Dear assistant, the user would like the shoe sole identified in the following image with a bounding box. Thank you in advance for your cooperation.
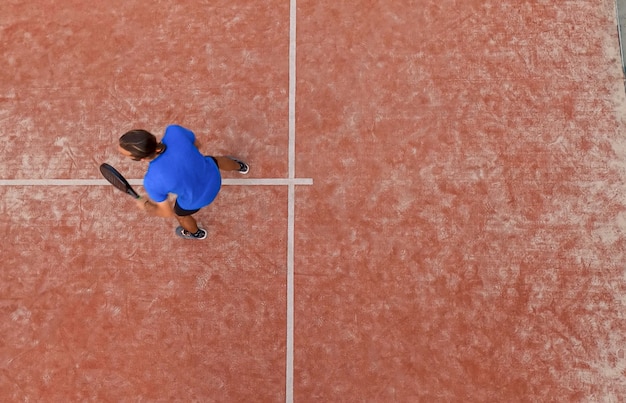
[175,226,207,240]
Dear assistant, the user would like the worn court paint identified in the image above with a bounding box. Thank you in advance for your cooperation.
[1,0,292,401]
[294,0,626,400]
[3,0,626,401]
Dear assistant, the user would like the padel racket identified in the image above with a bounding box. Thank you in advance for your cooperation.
[99,163,140,199]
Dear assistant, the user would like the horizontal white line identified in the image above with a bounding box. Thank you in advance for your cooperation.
[0,178,313,186]
[225,178,313,186]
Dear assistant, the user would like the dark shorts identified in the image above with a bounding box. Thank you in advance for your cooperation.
[174,201,200,216]
[174,156,218,217]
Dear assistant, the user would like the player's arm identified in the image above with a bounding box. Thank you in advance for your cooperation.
[136,197,174,217]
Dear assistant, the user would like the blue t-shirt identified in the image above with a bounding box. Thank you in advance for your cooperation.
[144,125,221,210]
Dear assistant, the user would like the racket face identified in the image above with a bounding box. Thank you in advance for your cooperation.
[99,163,140,199]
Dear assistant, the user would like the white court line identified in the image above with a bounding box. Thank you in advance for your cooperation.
[0,178,313,186]
[286,0,297,402]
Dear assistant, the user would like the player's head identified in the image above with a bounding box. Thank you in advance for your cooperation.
[119,130,158,161]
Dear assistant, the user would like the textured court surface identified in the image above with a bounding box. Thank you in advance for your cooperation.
[2,0,626,401]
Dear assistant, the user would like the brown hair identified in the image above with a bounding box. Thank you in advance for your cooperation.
[119,130,158,160]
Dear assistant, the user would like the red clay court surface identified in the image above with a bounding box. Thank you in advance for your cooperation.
[2,0,626,401]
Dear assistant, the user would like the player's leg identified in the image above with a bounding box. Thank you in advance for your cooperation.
[173,201,207,239]
[212,156,249,174]
[176,214,199,233]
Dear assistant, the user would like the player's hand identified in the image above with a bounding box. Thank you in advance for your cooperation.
[135,197,149,211]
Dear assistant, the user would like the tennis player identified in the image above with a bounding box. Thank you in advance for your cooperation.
[118,125,248,240]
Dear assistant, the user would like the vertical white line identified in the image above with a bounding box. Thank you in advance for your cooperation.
[288,0,297,181]
[286,183,295,403]
[286,0,297,402]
